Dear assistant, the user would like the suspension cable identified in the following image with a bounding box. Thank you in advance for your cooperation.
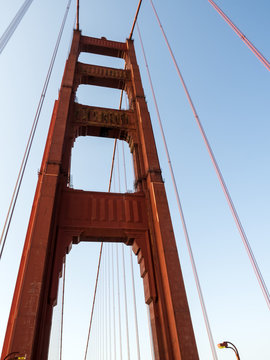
[122,142,128,192]
[0,0,72,261]
[76,0,79,31]
[122,95,129,191]
[111,245,117,360]
[108,244,113,358]
[116,245,123,360]
[122,88,154,359]
[0,0,34,55]
[115,144,124,360]
[119,123,131,359]
[136,23,218,359]
[130,249,141,360]
[129,0,143,40]
[208,0,270,72]
[121,245,131,359]
[96,286,100,359]
[104,246,108,360]
[83,5,148,351]
[84,243,104,360]
[84,91,124,358]
[117,143,121,193]
[149,0,270,310]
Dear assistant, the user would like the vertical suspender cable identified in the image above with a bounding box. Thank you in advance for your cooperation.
[84,4,143,350]
[122,142,128,192]
[104,256,107,360]
[108,244,113,359]
[122,94,129,192]
[137,24,218,360]
[121,96,143,359]
[116,245,123,360]
[84,244,104,360]
[208,0,270,72]
[122,91,153,359]
[59,259,66,360]
[116,144,123,360]
[105,246,108,360]
[99,262,103,360]
[117,143,121,193]
[98,288,100,357]
[95,280,98,359]
[149,0,270,311]
[111,245,117,360]
[0,0,34,54]
[0,0,72,260]
[130,250,141,360]
[84,4,146,348]
[121,246,131,360]
[102,261,105,360]
[96,283,100,359]
[120,94,132,360]
[84,86,124,360]
[113,165,116,192]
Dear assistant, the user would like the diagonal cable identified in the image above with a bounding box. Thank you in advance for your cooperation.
[149,0,270,311]
[0,0,72,261]
[0,0,34,55]
[208,0,270,72]
[136,23,218,360]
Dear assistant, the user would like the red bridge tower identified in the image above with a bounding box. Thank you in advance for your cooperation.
[1,30,199,360]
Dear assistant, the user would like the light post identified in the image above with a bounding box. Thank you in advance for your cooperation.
[217,341,240,360]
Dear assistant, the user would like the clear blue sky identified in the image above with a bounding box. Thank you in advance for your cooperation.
[0,0,269,359]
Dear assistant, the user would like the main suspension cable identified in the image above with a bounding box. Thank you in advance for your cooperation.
[76,0,79,31]
[136,23,218,360]
[129,0,143,40]
[0,0,34,55]
[149,0,270,310]
[208,0,270,72]
[0,0,72,261]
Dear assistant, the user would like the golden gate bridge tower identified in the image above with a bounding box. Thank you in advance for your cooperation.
[2,0,270,359]
[1,6,199,360]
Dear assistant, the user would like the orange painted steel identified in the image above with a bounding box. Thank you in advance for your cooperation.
[1,31,199,360]
[209,0,270,72]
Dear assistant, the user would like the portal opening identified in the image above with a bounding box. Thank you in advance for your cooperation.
[79,52,125,69]
[70,136,134,193]
[48,241,153,360]
[75,84,128,110]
